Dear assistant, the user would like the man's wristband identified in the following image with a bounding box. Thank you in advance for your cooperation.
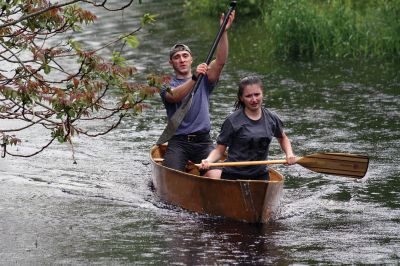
[191,74,198,81]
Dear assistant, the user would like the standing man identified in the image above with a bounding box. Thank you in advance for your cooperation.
[160,11,235,175]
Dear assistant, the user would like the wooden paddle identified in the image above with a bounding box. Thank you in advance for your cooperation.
[156,1,237,145]
[195,153,369,179]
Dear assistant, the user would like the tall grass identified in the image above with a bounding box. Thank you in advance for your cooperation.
[265,0,400,60]
[184,0,400,60]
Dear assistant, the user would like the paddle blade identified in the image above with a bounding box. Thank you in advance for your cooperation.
[156,96,193,145]
[297,153,369,178]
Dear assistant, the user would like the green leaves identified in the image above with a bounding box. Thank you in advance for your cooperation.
[68,39,82,52]
[51,126,66,143]
[111,51,127,67]
[1,86,18,100]
[123,35,140,49]
[42,61,51,74]
[141,13,158,26]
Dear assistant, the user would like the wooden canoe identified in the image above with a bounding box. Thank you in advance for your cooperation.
[150,144,284,224]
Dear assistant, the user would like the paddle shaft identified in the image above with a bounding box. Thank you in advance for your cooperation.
[189,1,237,97]
[193,152,369,178]
[195,159,289,168]
[156,1,237,145]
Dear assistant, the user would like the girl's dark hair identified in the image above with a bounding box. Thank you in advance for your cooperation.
[234,76,264,110]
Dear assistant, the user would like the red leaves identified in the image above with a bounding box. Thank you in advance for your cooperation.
[76,8,97,24]
[1,135,21,146]
[0,0,159,158]
[72,78,79,89]
[65,5,97,24]
[94,62,137,78]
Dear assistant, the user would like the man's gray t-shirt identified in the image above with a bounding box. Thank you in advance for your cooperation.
[160,76,216,135]
[217,108,284,177]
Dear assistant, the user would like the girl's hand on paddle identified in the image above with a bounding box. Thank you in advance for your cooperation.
[220,10,235,31]
[285,155,297,165]
[200,159,210,170]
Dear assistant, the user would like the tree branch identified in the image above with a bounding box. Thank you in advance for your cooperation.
[0,0,82,29]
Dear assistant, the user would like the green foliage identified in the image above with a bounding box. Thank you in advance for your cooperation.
[123,35,140,49]
[112,51,127,67]
[266,0,321,59]
[51,126,67,143]
[185,0,400,60]
[264,0,400,59]
[141,13,158,26]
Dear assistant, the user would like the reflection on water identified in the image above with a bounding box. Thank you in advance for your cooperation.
[1,0,399,264]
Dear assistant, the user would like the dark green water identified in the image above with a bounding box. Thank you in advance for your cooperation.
[1,0,399,264]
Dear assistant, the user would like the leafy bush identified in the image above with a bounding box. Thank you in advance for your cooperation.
[185,0,400,60]
[265,0,400,59]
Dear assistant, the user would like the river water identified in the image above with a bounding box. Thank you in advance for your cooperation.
[1,0,399,265]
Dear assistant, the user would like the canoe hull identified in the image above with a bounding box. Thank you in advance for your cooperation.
[150,145,284,223]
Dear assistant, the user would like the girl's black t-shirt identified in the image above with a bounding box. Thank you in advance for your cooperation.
[217,108,284,178]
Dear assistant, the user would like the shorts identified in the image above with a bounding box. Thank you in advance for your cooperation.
[163,133,214,172]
